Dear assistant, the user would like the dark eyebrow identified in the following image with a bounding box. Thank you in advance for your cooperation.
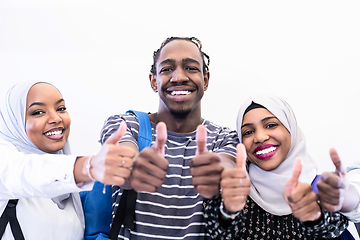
[262,116,277,122]
[241,116,277,129]
[182,58,200,65]
[159,58,200,66]
[241,123,252,129]
[27,102,45,109]
[27,98,65,110]
[159,59,176,66]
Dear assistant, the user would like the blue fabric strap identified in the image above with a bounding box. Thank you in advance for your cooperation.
[126,110,152,151]
[81,111,152,240]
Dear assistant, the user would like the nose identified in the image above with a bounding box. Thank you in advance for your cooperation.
[170,68,189,83]
[254,129,269,143]
[48,110,62,125]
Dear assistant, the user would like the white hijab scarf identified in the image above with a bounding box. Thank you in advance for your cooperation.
[0,80,71,155]
[0,80,72,207]
[236,94,317,216]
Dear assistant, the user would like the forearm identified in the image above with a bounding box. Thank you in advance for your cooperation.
[1,149,83,198]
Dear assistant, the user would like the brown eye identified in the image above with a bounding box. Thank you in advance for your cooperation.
[266,123,278,129]
[30,110,45,116]
[243,130,254,136]
[57,106,67,112]
[185,66,199,71]
[160,67,172,73]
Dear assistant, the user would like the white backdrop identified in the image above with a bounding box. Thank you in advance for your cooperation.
[1,1,359,174]
[1,0,360,237]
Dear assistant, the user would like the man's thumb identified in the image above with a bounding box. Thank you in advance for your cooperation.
[155,122,167,156]
[196,125,207,155]
[104,121,127,145]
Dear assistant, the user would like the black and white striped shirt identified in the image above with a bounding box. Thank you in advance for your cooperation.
[100,112,239,240]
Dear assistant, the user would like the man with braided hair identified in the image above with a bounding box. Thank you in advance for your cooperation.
[98,37,239,239]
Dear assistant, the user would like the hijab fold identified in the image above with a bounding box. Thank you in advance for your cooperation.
[236,95,317,216]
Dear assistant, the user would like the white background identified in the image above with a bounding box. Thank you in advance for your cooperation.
[0,0,359,236]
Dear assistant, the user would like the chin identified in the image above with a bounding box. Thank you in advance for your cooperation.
[170,108,191,118]
[43,144,66,153]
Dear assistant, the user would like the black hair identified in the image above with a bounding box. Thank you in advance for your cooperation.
[244,102,266,116]
[150,37,210,75]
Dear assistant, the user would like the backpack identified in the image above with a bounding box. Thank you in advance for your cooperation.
[80,110,152,240]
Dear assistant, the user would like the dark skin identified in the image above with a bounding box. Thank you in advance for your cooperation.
[283,158,322,223]
[119,40,235,198]
[317,148,359,213]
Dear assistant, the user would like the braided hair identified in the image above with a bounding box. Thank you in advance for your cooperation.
[150,37,210,75]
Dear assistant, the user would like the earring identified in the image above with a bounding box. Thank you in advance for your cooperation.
[254,137,257,141]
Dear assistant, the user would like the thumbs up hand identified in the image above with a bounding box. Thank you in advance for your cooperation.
[283,158,322,222]
[129,122,169,193]
[89,121,136,186]
[220,143,250,213]
[189,125,224,199]
[283,158,303,199]
[317,148,349,212]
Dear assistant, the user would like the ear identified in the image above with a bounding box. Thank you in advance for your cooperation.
[149,73,158,92]
[203,71,210,91]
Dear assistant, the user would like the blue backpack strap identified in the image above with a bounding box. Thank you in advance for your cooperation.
[82,111,152,240]
[311,175,321,194]
[126,110,152,151]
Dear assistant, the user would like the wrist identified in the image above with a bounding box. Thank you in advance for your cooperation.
[84,155,96,181]
[75,155,96,183]
[219,199,241,220]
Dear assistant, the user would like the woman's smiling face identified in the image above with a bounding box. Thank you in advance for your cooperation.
[241,107,291,171]
[25,83,71,153]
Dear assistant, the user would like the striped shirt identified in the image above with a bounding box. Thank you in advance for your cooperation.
[99,112,239,240]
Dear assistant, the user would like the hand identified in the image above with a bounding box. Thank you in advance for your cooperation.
[129,122,169,193]
[317,148,348,212]
[283,158,322,222]
[221,143,250,213]
[189,125,224,199]
[90,121,136,186]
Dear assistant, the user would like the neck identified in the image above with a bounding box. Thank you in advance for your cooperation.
[149,111,203,133]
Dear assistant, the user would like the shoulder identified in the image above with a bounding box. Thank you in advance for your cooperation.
[100,112,140,144]
[102,112,139,126]
[204,120,239,151]
[204,120,237,135]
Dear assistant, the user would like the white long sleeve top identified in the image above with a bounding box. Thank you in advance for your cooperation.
[342,162,360,223]
[0,139,93,240]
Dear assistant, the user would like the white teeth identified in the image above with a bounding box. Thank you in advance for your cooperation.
[255,146,277,156]
[170,90,191,95]
[45,130,62,136]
